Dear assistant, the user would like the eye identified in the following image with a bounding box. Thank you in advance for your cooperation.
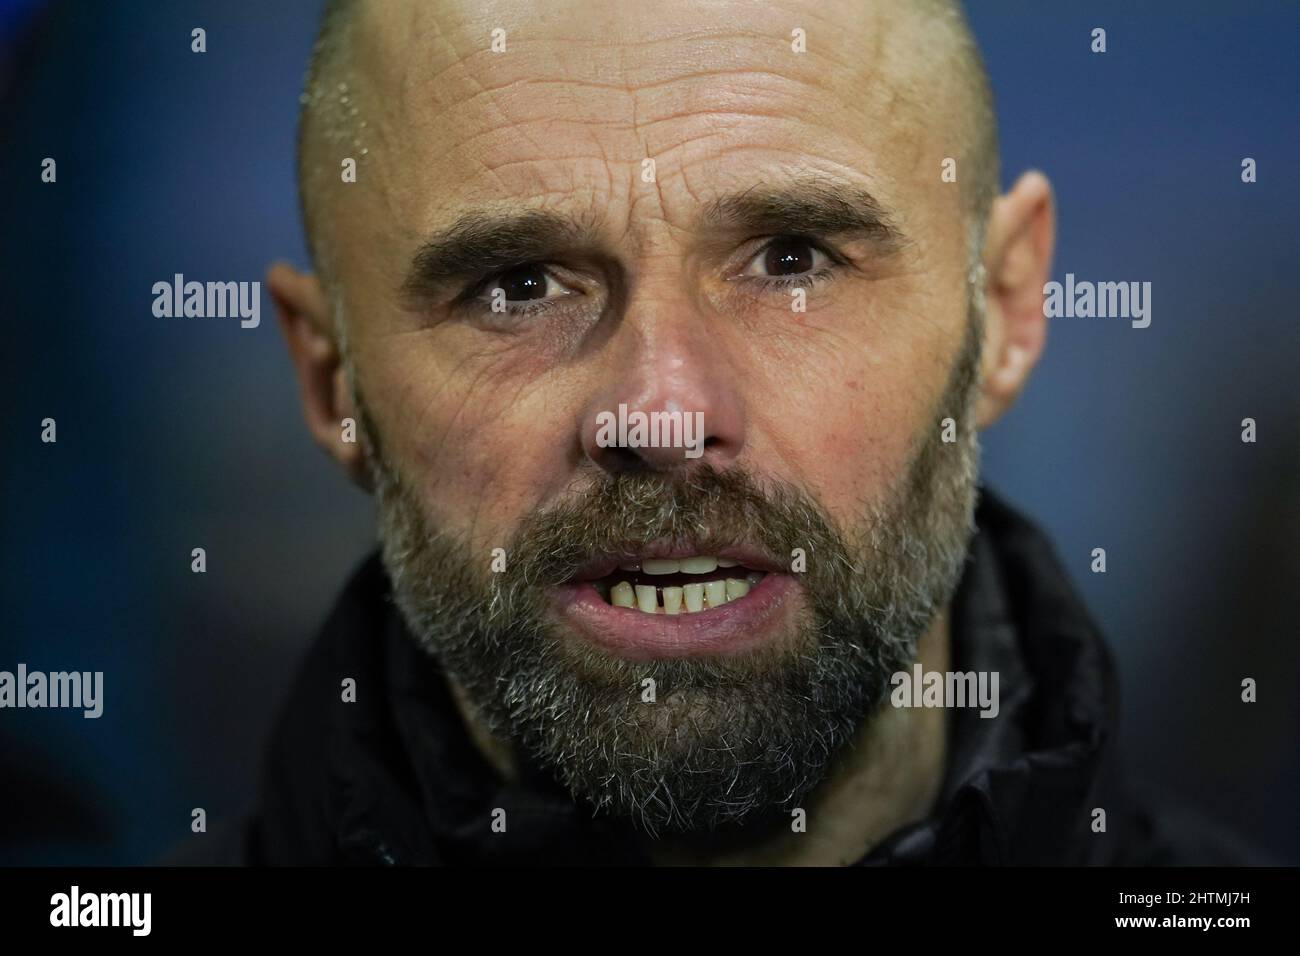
[739,237,832,280]
[738,234,837,291]
[476,263,573,308]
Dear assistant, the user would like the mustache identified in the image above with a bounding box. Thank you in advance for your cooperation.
[501,464,850,588]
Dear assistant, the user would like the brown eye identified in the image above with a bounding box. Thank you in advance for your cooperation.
[496,264,550,301]
[764,238,816,275]
[740,237,831,280]
[474,264,577,317]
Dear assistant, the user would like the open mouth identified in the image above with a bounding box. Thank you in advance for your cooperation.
[587,556,768,615]
[556,545,797,659]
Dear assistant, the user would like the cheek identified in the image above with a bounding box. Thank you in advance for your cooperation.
[362,337,578,548]
[777,375,935,516]
[747,314,955,521]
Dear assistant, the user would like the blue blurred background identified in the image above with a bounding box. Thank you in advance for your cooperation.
[1,0,1297,864]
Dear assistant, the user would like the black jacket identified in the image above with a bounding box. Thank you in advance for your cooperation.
[199,489,1261,865]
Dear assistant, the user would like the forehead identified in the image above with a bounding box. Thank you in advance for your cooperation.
[349,0,955,246]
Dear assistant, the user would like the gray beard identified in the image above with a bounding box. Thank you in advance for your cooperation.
[358,318,982,836]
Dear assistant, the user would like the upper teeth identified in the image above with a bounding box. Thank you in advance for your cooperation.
[633,555,731,575]
[605,569,763,614]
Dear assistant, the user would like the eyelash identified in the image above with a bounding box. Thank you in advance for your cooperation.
[747,265,837,292]
[455,273,559,319]
[460,237,842,319]
[477,297,555,319]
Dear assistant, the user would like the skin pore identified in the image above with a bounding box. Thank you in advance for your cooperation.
[271,0,1055,865]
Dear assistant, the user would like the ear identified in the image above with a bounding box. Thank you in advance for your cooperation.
[268,262,370,488]
[974,170,1055,428]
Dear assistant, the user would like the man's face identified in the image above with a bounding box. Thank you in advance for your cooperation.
[320,0,984,832]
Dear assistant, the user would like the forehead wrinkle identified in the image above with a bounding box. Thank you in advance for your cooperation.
[361,0,948,172]
[380,0,874,117]
[307,0,993,298]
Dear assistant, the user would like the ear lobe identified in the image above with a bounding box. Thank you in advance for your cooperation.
[267,262,369,487]
[974,170,1056,428]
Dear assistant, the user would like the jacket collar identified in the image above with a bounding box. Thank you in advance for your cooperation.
[859,489,1120,864]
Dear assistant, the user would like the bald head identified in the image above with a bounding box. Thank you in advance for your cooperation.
[296,0,999,290]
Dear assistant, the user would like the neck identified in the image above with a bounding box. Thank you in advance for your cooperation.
[649,610,950,866]
[447,609,952,866]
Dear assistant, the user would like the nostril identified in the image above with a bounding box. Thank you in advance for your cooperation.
[601,445,647,473]
[582,400,742,472]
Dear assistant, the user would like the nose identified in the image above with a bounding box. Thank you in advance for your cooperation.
[579,314,746,475]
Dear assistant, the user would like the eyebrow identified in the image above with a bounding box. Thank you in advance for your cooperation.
[700,178,907,251]
[401,208,600,299]
[400,177,907,299]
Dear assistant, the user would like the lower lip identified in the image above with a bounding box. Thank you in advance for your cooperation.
[551,573,800,660]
